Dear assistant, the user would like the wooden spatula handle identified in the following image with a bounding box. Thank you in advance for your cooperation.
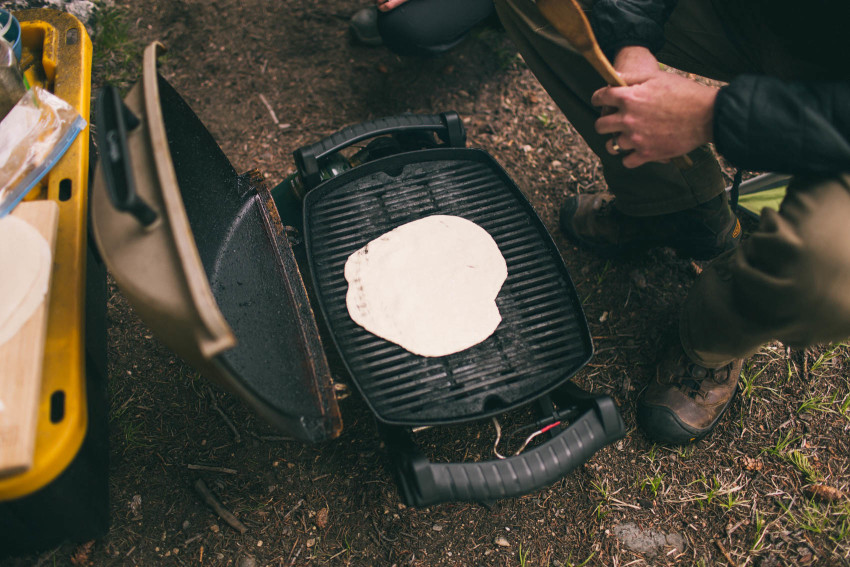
[536,0,693,168]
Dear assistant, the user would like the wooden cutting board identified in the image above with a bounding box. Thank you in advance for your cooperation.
[0,200,60,477]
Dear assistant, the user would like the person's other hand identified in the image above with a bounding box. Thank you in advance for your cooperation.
[591,46,719,168]
[377,0,409,12]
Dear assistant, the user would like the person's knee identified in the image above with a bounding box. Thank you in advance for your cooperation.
[738,175,850,341]
[377,0,494,57]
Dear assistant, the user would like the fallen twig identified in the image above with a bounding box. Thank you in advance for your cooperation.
[258,93,280,124]
[249,431,295,442]
[187,463,238,475]
[193,479,248,534]
[714,539,737,567]
[283,498,305,520]
[207,388,241,443]
[288,543,304,566]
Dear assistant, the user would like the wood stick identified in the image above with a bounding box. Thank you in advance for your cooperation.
[207,388,241,443]
[536,0,693,169]
[187,463,238,475]
[193,479,248,534]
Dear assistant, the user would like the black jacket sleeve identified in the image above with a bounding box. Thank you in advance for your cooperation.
[714,76,850,175]
[590,0,678,61]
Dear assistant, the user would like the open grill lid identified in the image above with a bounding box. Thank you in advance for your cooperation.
[90,43,341,443]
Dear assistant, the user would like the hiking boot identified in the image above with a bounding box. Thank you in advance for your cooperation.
[637,342,742,444]
[350,7,383,47]
[559,191,741,260]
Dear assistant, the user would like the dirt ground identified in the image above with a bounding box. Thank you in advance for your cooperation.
[7,0,850,566]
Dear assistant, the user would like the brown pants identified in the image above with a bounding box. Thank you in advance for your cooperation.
[495,0,850,366]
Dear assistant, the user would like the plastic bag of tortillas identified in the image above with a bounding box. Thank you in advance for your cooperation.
[0,86,86,217]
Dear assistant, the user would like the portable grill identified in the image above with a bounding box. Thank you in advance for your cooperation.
[90,43,624,507]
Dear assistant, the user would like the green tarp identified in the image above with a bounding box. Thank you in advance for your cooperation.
[730,173,790,220]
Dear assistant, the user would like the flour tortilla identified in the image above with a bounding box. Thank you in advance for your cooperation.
[345,215,507,357]
[0,215,52,346]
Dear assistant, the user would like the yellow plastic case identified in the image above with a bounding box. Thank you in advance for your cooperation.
[0,9,92,501]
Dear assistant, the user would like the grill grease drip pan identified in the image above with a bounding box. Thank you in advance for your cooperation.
[304,149,592,426]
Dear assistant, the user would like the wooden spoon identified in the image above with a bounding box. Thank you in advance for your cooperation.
[537,0,693,168]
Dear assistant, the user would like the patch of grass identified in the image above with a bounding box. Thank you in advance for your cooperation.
[696,476,721,509]
[764,428,800,457]
[786,450,822,483]
[676,444,697,460]
[536,112,557,130]
[643,443,659,464]
[838,394,850,426]
[718,490,750,511]
[590,479,611,520]
[798,389,850,421]
[121,419,153,449]
[90,3,142,91]
[740,360,770,398]
[517,543,530,567]
[779,497,850,551]
[561,551,595,567]
[751,510,768,551]
[809,343,847,375]
[639,472,665,498]
[582,260,612,304]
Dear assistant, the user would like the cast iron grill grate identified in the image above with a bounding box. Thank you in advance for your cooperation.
[304,149,592,426]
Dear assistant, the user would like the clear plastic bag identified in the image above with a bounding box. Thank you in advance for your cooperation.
[0,86,86,217]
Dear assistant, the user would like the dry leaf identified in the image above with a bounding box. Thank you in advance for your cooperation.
[315,507,329,529]
[70,540,95,566]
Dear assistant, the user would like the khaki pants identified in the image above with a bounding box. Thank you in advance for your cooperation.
[495,0,850,365]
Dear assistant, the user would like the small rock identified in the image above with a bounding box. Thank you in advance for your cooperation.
[432,524,443,532]
[611,522,685,559]
[551,160,562,168]
[182,520,190,531]
[236,555,257,567]
[495,536,510,547]
[210,525,220,533]
[306,538,316,548]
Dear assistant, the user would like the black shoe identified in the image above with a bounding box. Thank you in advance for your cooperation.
[637,342,742,445]
[350,7,382,47]
[559,191,741,260]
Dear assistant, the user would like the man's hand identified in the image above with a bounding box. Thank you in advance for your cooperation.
[591,46,719,168]
[377,0,409,12]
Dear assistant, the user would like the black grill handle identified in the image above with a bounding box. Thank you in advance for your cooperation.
[95,86,159,226]
[380,391,625,508]
[293,112,466,191]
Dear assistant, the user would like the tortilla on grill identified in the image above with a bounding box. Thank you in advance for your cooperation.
[0,215,52,346]
[344,215,507,357]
